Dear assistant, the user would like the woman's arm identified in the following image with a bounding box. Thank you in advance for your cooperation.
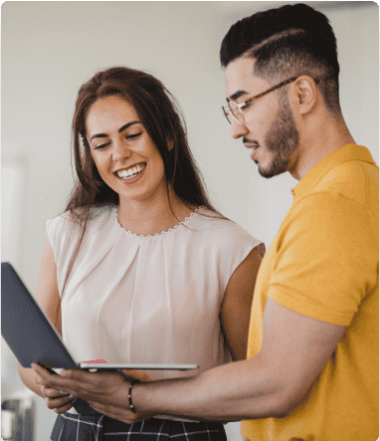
[18,239,73,413]
[220,243,265,361]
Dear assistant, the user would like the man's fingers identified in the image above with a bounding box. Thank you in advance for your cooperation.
[43,387,69,398]
[32,363,130,405]
[32,363,79,384]
[60,369,80,379]
[32,364,83,393]
[35,375,44,385]
[88,401,140,424]
[45,395,74,410]
[53,401,74,414]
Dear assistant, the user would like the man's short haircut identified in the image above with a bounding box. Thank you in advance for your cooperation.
[220,3,341,114]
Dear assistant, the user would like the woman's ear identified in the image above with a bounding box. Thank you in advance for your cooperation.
[167,139,174,151]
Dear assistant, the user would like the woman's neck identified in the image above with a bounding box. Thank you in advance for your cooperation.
[116,188,196,236]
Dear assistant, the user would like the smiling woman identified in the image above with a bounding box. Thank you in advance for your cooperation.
[18,66,265,440]
[68,67,212,224]
[86,95,168,212]
[61,67,231,290]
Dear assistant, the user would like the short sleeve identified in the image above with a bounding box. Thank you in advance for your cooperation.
[268,193,378,326]
[196,216,264,297]
[46,216,63,252]
[46,213,81,294]
[219,224,264,284]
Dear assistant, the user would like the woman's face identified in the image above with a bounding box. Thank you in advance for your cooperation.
[85,95,167,205]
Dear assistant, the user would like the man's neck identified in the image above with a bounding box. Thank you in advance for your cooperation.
[289,113,355,181]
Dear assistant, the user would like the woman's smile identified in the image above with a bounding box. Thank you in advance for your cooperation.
[115,162,147,183]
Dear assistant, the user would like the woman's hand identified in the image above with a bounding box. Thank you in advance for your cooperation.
[31,363,154,423]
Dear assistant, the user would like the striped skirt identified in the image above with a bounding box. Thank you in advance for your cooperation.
[50,399,227,441]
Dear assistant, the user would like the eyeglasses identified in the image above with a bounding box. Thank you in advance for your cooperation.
[222,77,300,125]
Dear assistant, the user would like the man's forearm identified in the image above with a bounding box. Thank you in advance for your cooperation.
[133,357,287,421]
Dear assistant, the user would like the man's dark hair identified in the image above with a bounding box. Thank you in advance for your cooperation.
[220,3,341,114]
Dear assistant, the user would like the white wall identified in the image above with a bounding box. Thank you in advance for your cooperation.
[2,2,378,440]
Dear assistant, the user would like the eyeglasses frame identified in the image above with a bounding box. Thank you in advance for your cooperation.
[222,76,320,125]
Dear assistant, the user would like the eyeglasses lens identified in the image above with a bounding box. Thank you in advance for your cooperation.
[222,106,232,124]
[230,102,244,124]
[223,103,244,125]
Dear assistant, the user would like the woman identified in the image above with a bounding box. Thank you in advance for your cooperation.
[19,67,264,440]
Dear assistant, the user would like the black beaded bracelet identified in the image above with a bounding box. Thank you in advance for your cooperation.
[128,379,140,413]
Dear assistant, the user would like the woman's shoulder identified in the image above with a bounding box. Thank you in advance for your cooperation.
[47,205,113,237]
[190,206,262,246]
[193,206,232,225]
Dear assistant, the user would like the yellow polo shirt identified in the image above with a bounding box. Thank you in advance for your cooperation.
[242,144,379,441]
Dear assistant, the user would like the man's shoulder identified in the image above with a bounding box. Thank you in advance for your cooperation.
[314,158,378,208]
[281,188,377,245]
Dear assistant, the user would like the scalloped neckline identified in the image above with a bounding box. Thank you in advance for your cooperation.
[114,206,202,238]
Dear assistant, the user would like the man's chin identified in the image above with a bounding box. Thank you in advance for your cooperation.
[256,157,289,179]
[256,162,275,179]
[259,170,276,179]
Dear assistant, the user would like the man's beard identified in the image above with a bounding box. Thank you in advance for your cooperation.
[258,93,299,179]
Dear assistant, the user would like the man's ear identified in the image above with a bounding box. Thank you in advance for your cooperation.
[292,75,319,115]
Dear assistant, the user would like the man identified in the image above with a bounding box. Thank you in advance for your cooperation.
[34,3,378,440]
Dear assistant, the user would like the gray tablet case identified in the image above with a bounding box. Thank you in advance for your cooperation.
[1,262,78,369]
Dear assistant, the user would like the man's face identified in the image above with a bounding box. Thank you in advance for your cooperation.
[225,57,299,178]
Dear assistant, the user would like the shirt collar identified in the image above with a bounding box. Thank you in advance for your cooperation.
[291,144,377,198]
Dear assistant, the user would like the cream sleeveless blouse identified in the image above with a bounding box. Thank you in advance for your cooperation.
[47,206,262,381]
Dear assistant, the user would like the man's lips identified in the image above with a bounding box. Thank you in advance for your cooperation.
[243,138,260,150]
[245,142,260,150]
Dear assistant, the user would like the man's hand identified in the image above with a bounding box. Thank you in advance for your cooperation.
[81,359,153,383]
[31,363,154,423]
[39,382,74,414]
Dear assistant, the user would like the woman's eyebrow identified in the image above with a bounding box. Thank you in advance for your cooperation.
[90,121,142,141]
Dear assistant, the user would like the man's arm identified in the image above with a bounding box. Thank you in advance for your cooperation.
[133,298,346,421]
[31,298,346,423]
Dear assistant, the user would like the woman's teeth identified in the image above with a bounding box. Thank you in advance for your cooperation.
[117,164,145,179]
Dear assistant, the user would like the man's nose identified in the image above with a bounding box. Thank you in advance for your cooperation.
[230,118,249,139]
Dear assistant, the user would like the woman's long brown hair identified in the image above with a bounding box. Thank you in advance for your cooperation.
[60,66,220,296]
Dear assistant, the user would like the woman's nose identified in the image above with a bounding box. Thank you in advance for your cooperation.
[112,140,131,162]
